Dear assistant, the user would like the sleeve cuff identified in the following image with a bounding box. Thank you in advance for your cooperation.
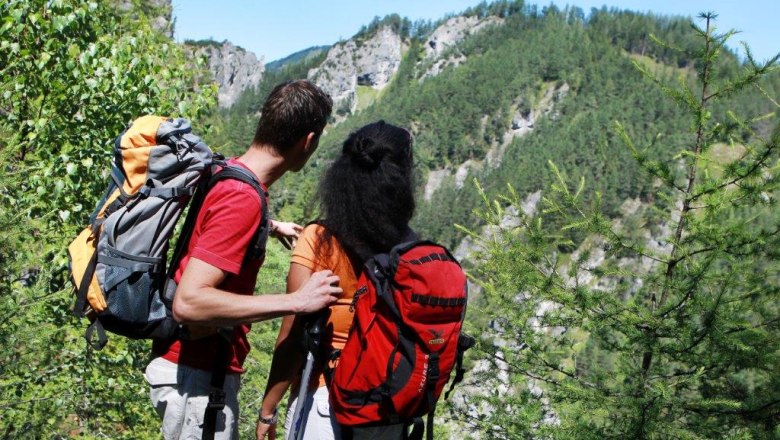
[191,247,242,275]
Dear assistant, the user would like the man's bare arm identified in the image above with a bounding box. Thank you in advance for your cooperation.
[172,257,341,326]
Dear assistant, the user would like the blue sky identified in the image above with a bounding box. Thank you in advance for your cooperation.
[171,0,779,63]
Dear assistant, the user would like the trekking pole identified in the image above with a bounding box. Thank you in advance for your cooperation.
[289,310,328,440]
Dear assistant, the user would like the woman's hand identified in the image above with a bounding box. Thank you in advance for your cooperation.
[270,220,303,250]
[256,416,277,440]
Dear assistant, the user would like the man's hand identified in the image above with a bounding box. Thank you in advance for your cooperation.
[270,220,302,250]
[293,270,342,314]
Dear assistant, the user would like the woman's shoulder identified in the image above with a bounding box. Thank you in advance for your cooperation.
[295,222,353,262]
[300,222,326,242]
[294,222,334,256]
[292,223,355,276]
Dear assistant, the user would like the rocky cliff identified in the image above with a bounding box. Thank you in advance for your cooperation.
[308,25,405,116]
[186,13,506,113]
[120,0,264,109]
[187,42,265,108]
[420,15,504,79]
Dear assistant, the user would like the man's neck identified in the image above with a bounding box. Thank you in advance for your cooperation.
[237,144,287,187]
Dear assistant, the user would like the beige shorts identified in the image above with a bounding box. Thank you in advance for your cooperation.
[284,386,340,440]
[144,356,241,440]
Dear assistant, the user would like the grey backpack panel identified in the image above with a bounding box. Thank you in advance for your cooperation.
[90,118,214,343]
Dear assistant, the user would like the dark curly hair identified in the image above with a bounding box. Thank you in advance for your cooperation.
[317,120,415,265]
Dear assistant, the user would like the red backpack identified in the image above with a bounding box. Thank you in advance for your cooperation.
[329,239,474,439]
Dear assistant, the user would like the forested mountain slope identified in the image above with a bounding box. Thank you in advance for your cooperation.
[265,45,330,72]
[211,3,777,249]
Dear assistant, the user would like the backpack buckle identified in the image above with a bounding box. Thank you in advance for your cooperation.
[207,389,226,411]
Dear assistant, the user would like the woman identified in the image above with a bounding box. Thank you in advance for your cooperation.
[256,120,415,440]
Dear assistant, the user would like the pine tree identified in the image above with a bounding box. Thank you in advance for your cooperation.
[459,13,780,439]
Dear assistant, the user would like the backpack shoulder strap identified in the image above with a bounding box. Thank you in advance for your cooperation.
[208,165,270,261]
[164,163,270,302]
[364,254,402,321]
[193,165,269,439]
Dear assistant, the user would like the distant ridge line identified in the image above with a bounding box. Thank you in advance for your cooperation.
[266,45,331,72]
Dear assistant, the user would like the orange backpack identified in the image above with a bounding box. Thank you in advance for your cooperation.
[68,116,268,348]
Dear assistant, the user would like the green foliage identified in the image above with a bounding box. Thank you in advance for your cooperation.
[265,45,330,72]
[0,0,215,436]
[355,14,413,41]
[405,7,705,247]
[460,14,780,438]
[185,38,231,49]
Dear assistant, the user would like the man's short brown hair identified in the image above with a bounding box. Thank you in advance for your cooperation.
[253,80,333,152]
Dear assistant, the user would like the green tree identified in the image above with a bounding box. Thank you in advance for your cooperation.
[461,14,780,439]
[0,0,215,437]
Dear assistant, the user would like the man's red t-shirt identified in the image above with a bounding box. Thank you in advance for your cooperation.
[152,158,268,374]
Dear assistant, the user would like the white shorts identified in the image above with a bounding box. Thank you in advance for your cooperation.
[144,356,241,440]
[284,385,340,440]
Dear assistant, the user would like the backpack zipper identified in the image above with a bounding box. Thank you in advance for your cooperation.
[349,286,368,312]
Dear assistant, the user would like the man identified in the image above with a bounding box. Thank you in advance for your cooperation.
[144,80,338,439]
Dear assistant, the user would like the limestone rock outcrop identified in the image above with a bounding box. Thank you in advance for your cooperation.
[309,26,405,116]
[188,42,265,109]
[421,16,504,79]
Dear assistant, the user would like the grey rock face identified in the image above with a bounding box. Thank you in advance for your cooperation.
[308,41,359,115]
[309,25,404,117]
[486,82,570,167]
[423,169,451,201]
[424,16,481,59]
[354,26,404,88]
[421,16,504,79]
[422,55,467,79]
[421,159,478,202]
[189,42,265,108]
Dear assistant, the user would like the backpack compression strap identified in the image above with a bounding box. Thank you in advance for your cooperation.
[405,335,477,440]
[444,334,476,399]
[415,353,441,440]
[202,328,232,440]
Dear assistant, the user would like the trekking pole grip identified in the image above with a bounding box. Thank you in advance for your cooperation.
[305,309,329,352]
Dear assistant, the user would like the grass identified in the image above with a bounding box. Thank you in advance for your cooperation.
[356,85,382,112]
[354,42,416,113]
[626,52,692,78]
[700,142,747,179]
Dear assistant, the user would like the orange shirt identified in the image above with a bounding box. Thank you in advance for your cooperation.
[291,224,358,386]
